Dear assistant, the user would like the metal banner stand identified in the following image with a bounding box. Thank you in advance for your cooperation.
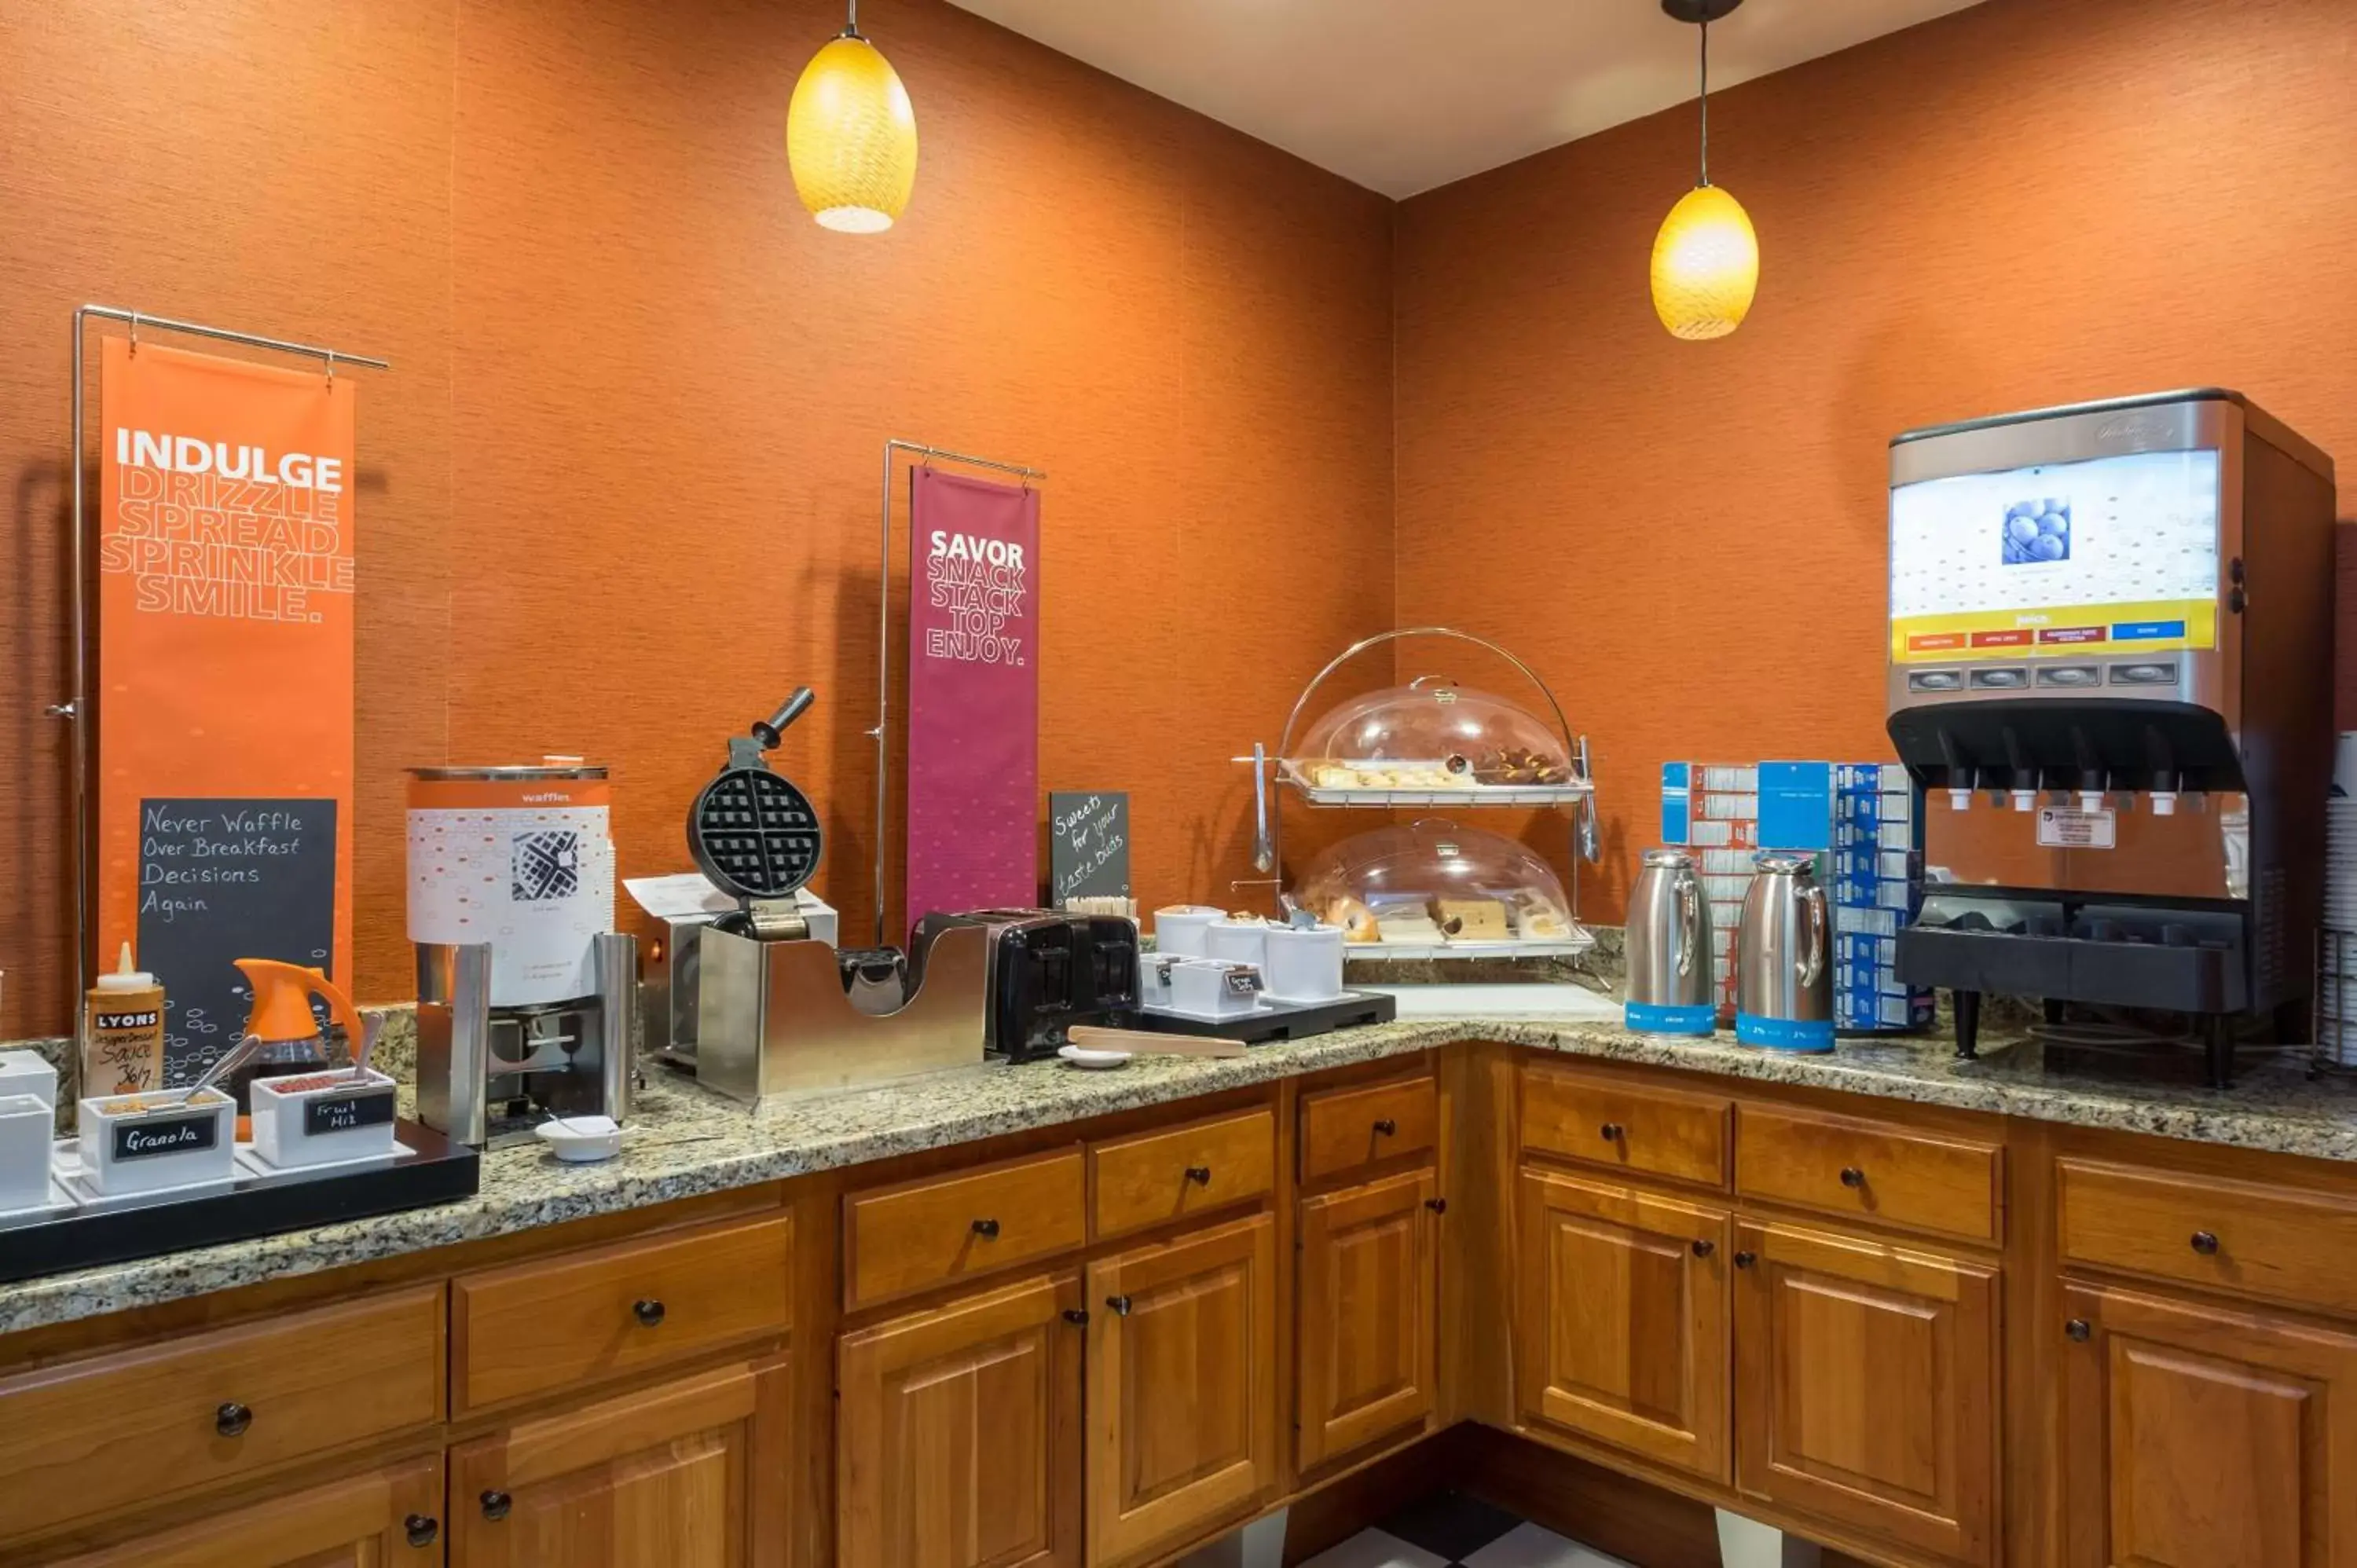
[870,439,1046,947]
[55,305,392,1013]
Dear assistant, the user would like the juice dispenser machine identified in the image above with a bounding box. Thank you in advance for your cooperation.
[1885,390,2334,1085]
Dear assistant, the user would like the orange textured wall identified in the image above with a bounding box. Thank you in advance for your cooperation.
[0,0,1394,1036]
[1395,0,2357,924]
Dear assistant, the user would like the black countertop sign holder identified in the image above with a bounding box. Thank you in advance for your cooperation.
[0,1119,477,1285]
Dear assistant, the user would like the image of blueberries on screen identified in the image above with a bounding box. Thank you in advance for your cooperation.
[2001,498,2069,565]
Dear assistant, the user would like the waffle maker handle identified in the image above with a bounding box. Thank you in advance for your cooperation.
[753,688,816,750]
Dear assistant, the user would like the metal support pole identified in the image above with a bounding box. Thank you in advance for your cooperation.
[872,440,1045,947]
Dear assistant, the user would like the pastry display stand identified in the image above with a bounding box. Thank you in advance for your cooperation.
[1240,626,1603,959]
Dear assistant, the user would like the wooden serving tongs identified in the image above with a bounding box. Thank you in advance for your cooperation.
[1065,1026,1246,1060]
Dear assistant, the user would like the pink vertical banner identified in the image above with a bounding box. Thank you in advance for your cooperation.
[905,467,1040,934]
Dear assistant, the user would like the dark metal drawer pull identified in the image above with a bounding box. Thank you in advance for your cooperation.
[1105,1294,1133,1317]
[971,1217,1000,1239]
[480,1490,512,1522]
[1373,1118,1397,1136]
[405,1515,440,1548]
[1839,1166,1866,1189]
[214,1402,251,1438]
[2191,1230,2220,1255]
[1184,1166,1212,1185]
[632,1298,665,1327]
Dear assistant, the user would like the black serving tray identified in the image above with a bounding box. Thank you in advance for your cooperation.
[0,1118,478,1284]
[1116,990,1397,1046]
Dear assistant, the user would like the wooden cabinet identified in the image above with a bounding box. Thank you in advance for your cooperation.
[845,1149,1087,1310]
[1514,1167,1730,1482]
[2059,1158,2357,1317]
[43,1453,446,1566]
[1521,1063,1732,1190]
[453,1214,791,1412]
[1296,1169,1438,1473]
[1736,1106,2000,1244]
[450,1359,786,1568]
[1085,1212,1278,1568]
[2062,1280,2357,1568]
[1733,1220,1997,1565]
[1300,1075,1439,1185]
[0,1284,445,1548]
[837,1273,1083,1568]
[1091,1110,1275,1242]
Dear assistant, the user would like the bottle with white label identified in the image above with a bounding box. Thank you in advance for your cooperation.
[82,943,167,1096]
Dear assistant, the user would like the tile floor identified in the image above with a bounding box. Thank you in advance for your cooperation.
[1300,1489,1636,1568]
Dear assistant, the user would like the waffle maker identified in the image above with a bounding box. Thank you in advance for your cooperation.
[691,691,826,941]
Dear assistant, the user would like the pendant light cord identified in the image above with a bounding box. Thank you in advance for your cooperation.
[1698,17,1711,188]
[844,0,861,39]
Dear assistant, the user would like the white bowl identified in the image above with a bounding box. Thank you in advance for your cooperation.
[76,1088,236,1195]
[536,1114,625,1163]
[1204,920,1270,970]
[247,1068,399,1169]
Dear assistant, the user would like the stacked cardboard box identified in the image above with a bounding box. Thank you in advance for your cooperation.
[1662,760,1934,1032]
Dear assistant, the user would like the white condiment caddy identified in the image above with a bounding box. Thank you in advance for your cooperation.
[75,1087,238,1196]
[247,1068,401,1169]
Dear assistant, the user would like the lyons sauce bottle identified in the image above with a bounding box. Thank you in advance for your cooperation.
[84,943,167,1095]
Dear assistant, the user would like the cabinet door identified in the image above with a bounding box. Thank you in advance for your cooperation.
[838,1273,1083,1568]
[1732,1220,1997,1566]
[1297,1170,1438,1472]
[1086,1211,1278,1568]
[2062,1281,2357,1568]
[1515,1167,1730,1482]
[451,1359,786,1568]
[45,1453,445,1566]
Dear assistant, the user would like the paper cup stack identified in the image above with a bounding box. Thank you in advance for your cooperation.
[2325,735,2357,1064]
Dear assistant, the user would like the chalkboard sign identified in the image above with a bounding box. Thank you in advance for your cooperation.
[112,1110,220,1162]
[1047,792,1131,905]
[306,1087,395,1137]
[136,797,339,1083]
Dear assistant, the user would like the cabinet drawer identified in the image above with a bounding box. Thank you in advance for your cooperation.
[454,1212,792,1412]
[847,1147,1087,1309]
[0,1284,443,1547]
[1736,1105,2000,1243]
[1301,1075,1438,1184]
[1521,1061,1730,1189]
[1093,1108,1275,1240]
[2059,1159,2357,1315]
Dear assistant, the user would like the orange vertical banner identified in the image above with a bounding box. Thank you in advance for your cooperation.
[97,339,356,1079]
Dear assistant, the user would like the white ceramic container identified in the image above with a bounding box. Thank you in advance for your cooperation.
[0,1051,58,1110]
[248,1068,400,1169]
[1152,906,1225,958]
[0,1094,53,1211]
[1261,923,1346,1004]
[77,1088,236,1196]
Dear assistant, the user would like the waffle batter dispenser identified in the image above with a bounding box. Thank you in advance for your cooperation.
[409,763,637,1145]
[685,693,987,1105]
[1884,390,2334,1083]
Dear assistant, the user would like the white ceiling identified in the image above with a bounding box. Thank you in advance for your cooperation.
[944,0,1990,198]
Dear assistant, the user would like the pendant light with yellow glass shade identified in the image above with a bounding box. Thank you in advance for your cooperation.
[1651,0,1758,339]
[788,0,918,233]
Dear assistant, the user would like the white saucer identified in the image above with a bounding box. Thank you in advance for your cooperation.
[1057,1043,1131,1070]
[536,1115,625,1163]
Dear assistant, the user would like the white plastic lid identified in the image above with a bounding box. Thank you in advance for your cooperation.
[93,942,153,991]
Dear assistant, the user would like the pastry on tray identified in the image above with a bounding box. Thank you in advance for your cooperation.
[1474,746,1573,786]
[1323,896,1383,943]
[1435,896,1512,941]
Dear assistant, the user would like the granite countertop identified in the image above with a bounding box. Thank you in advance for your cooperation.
[7,1014,2357,1335]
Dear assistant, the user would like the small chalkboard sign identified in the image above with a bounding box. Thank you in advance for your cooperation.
[136,797,339,1083]
[1047,792,1131,906]
[306,1088,396,1138]
[112,1111,219,1162]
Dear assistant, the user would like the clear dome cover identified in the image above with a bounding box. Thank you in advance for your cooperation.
[1285,680,1574,794]
[1292,819,1583,948]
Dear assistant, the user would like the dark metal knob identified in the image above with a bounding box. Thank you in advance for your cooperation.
[214,1402,251,1438]
[480,1490,513,1522]
[1426,1197,1448,1214]
[405,1515,440,1548]
[1062,1308,1090,1325]
[2192,1230,2220,1256]
[1373,1118,1397,1136]
[1600,1122,1625,1141]
[1840,1167,1866,1189]
[1692,1238,1716,1258]
[2066,1318,2091,1342]
[971,1218,1000,1239]
[632,1298,665,1327]
[1105,1295,1132,1317]
[1184,1166,1211,1185]
[1733,1250,1756,1269]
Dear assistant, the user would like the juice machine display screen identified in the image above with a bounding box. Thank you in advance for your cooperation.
[1890,447,2221,663]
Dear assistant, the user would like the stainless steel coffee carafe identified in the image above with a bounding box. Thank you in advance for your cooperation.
[1736,852,1833,1051]
[1626,849,1714,1034]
